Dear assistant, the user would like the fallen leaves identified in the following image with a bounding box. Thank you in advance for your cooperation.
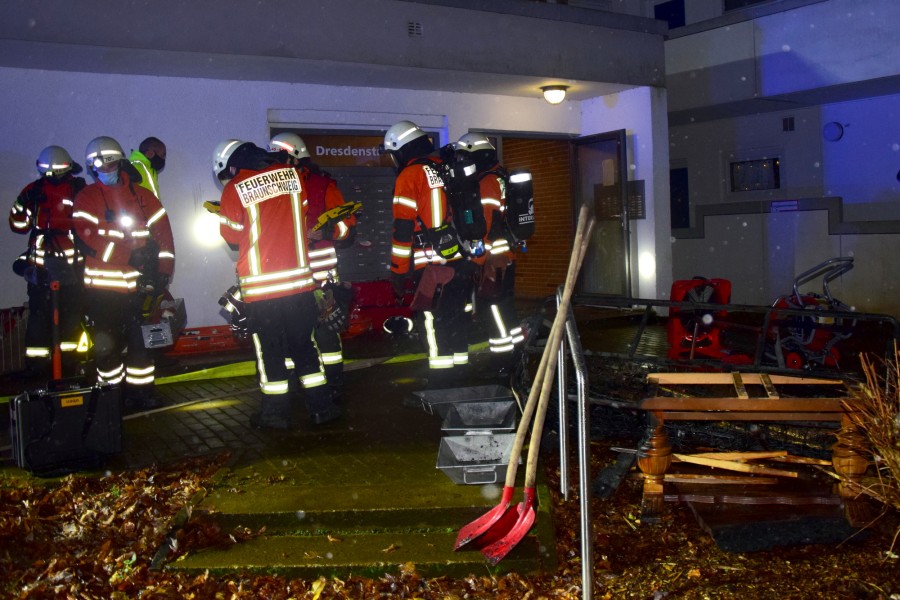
[1,441,898,599]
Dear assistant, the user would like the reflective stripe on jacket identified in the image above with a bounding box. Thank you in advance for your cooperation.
[219,165,316,301]
[72,171,175,293]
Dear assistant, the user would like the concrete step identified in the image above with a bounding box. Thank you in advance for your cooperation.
[175,480,558,578]
[200,482,513,532]
[166,529,552,579]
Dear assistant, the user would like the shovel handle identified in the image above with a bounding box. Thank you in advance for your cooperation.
[500,204,594,489]
[523,212,596,489]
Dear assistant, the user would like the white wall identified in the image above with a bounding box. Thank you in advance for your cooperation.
[666,0,900,113]
[670,105,825,215]
[821,94,900,216]
[0,67,609,327]
[668,92,900,316]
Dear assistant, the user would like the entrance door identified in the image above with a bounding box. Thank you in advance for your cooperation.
[575,130,630,297]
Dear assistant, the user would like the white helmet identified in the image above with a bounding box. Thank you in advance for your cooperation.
[36,145,79,176]
[455,133,495,153]
[383,120,427,152]
[85,136,124,170]
[268,132,309,160]
[213,139,245,180]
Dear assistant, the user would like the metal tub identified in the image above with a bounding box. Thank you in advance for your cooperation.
[436,432,519,485]
[413,385,513,418]
[441,400,517,434]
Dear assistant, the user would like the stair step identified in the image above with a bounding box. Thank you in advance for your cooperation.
[166,530,550,579]
[201,483,504,532]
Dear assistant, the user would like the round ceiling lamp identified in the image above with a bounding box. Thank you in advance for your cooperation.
[541,85,569,105]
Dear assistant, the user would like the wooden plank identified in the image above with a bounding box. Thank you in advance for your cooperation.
[731,372,749,398]
[759,373,780,398]
[640,396,846,412]
[660,411,844,422]
[666,493,841,506]
[769,455,833,466]
[673,454,799,478]
[648,372,844,386]
[687,451,788,461]
[663,474,778,485]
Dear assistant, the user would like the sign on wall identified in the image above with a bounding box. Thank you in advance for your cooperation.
[271,131,393,168]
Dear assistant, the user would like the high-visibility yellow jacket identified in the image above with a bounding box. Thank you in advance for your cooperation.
[129,150,161,198]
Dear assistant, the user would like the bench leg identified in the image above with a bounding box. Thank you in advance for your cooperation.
[637,414,672,523]
[832,414,872,526]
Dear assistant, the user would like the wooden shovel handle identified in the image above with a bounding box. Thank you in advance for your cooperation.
[501,203,594,488]
[523,211,596,489]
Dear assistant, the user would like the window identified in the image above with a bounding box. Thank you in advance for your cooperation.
[730,158,781,192]
[654,0,686,30]
[670,167,690,228]
[724,0,779,11]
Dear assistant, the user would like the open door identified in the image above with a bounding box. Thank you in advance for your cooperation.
[575,130,631,297]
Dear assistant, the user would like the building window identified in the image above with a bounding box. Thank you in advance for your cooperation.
[654,0,685,30]
[730,158,781,192]
[724,0,779,11]
[670,167,690,228]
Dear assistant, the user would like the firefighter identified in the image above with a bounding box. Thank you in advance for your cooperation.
[129,137,166,198]
[267,133,356,401]
[456,133,523,375]
[72,136,175,409]
[9,145,87,377]
[213,139,341,429]
[384,120,475,388]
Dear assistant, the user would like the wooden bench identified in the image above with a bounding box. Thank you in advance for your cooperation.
[635,372,868,522]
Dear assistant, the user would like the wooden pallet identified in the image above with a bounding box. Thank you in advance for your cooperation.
[634,372,869,524]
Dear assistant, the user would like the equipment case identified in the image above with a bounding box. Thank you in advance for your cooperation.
[9,379,123,476]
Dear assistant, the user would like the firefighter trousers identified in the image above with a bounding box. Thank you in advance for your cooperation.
[85,289,154,396]
[416,261,475,383]
[246,292,332,415]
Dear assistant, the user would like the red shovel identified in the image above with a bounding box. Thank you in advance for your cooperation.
[479,208,595,565]
[454,204,594,552]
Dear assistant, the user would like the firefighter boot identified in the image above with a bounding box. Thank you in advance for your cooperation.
[250,394,294,430]
[129,384,162,410]
[306,386,343,427]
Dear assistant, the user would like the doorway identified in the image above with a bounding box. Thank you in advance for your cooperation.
[575,130,630,297]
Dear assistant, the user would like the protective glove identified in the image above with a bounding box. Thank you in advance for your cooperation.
[218,285,252,339]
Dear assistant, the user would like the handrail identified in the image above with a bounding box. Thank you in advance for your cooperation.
[568,293,900,377]
[789,256,854,306]
[557,294,592,600]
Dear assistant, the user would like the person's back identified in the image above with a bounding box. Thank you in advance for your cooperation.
[385,120,475,386]
[215,139,341,429]
[456,132,523,375]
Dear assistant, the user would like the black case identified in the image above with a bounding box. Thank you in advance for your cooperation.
[9,379,123,476]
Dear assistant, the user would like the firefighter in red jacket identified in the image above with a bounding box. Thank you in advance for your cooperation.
[213,139,341,429]
[9,145,87,376]
[384,120,475,387]
[267,133,356,401]
[72,136,175,408]
[456,133,523,375]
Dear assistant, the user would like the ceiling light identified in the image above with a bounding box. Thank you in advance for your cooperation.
[541,85,569,105]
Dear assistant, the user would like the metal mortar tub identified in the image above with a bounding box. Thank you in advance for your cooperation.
[413,385,514,418]
[436,432,519,485]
